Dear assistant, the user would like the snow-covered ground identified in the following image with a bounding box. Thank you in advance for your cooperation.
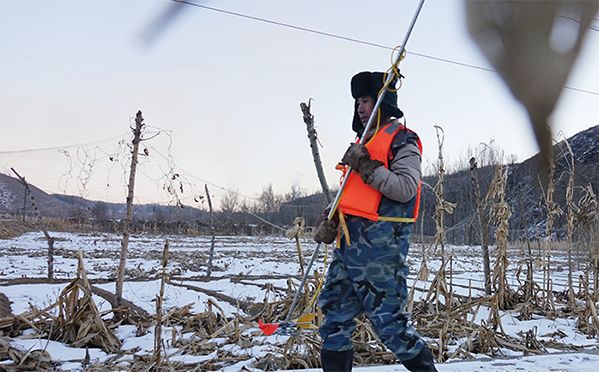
[1,229,598,371]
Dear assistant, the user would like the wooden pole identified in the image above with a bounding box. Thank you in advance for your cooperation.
[116,110,144,306]
[542,159,558,310]
[11,167,54,280]
[22,185,27,222]
[300,101,332,204]
[470,157,491,295]
[205,184,215,277]
[564,141,577,308]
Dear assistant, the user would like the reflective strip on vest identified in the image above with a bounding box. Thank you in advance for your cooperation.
[378,216,415,222]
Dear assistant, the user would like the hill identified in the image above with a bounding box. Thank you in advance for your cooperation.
[0,172,207,225]
[417,124,598,244]
[0,172,69,218]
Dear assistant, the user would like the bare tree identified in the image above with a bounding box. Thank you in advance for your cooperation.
[93,202,109,221]
[257,183,281,216]
[221,184,240,215]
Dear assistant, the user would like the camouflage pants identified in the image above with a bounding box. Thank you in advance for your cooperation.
[318,215,425,360]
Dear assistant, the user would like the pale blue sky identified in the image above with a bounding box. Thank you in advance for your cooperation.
[1,0,598,206]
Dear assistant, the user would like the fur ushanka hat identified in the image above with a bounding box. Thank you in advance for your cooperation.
[350,71,404,137]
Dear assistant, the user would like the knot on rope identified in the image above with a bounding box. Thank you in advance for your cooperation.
[436,201,457,215]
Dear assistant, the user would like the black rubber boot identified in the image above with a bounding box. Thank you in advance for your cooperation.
[401,344,438,372]
[320,348,353,372]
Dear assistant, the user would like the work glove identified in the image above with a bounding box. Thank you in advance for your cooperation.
[314,208,339,244]
[341,143,384,183]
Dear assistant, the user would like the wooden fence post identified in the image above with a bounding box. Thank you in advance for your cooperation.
[470,157,491,295]
[22,185,27,222]
[205,184,215,277]
[116,110,144,306]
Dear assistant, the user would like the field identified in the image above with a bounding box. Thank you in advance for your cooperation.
[1,226,599,371]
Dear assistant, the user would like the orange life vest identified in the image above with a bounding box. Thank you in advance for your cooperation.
[337,123,422,222]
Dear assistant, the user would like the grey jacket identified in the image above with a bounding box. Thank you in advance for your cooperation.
[362,119,421,204]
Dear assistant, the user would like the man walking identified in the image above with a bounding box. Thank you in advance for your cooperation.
[314,71,437,372]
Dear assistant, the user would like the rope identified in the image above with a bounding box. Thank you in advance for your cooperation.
[247,212,286,231]
[308,243,329,311]
[366,44,407,143]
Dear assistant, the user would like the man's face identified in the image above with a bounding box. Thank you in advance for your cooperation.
[357,95,377,125]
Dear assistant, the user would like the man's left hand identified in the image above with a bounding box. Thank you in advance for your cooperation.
[341,143,383,182]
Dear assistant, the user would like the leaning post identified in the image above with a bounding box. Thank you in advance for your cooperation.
[300,100,332,204]
[11,167,55,280]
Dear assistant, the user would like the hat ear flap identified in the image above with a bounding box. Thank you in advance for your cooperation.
[352,101,364,137]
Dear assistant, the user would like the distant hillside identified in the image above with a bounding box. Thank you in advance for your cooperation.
[0,172,69,218]
[0,173,207,223]
[418,124,599,244]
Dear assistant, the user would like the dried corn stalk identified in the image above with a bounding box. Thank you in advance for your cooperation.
[286,217,306,277]
[487,164,513,310]
[425,259,451,311]
[407,254,430,314]
[560,139,577,308]
[540,157,562,310]
[152,240,169,364]
[574,185,598,300]
[575,185,598,229]
[429,125,456,306]
[57,251,121,353]
[0,337,54,371]
[517,189,537,302]
[250,274,321,325]
[576,269,599,336]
